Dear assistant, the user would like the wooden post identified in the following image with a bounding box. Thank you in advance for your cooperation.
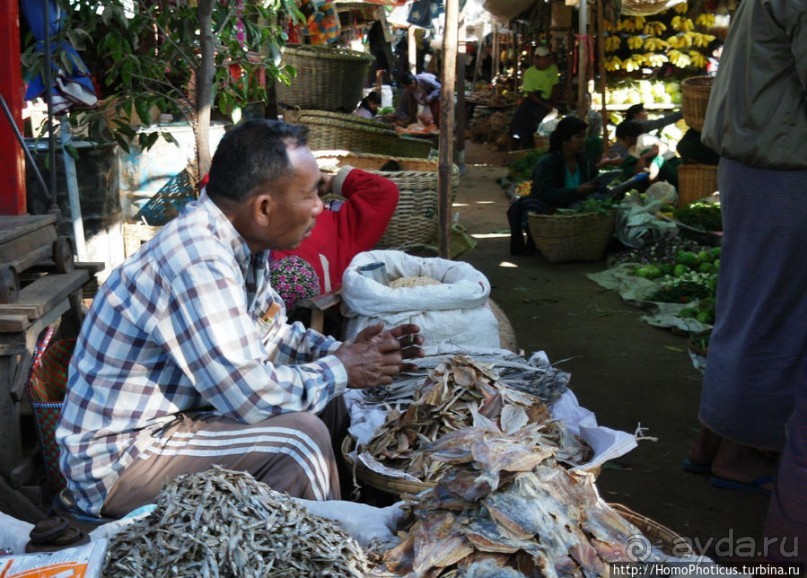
[597,0,609,147]
[0,0,26,215]
[456,21,466,173]
[577,0,588,114]
[438,0,459,258]
[408,26,417,73]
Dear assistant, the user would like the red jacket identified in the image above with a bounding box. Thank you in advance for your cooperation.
[272,167,399,293]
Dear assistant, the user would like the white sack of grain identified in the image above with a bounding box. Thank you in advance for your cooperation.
[340,250,500,349]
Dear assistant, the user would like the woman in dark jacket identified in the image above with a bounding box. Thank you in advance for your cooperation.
[508,116,599,255]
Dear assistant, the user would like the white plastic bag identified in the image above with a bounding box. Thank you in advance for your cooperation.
[340,250,500,350]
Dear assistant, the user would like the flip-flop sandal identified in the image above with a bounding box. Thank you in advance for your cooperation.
[25,517,90,553]
[682,457,712,475]
[710,475,774,496]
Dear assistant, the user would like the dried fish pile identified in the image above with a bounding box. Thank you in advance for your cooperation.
[383,424,643,578]
[104,466,375,578]
[360,351,570,406]
[363,355,590,484]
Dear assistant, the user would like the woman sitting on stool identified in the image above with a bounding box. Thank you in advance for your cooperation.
[507,116,601,256]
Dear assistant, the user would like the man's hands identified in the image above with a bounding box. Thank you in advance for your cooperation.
[318,173,334,197]
[334,323,425,389]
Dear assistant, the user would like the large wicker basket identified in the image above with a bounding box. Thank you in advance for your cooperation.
[611,503,695,557]
[681,76,713,131]
[276,45,373,113]
[313,150,458,249]
[677,163,718,206]
[286,109,433,158]
[528,211,616,264]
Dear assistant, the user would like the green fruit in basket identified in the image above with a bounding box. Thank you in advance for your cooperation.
[697,249,712,263]
[709,246,722,259]
[699,262,715,273]
[674,263,689,277]
[713,258,720,270]
[676,251,701,268]
[660,263,674,276]
[696,310,714,324]
[635,265,663,279]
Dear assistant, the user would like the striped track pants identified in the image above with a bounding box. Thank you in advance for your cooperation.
[101,399,347,517]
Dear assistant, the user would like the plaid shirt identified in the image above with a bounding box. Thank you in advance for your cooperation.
[57,193,347,515]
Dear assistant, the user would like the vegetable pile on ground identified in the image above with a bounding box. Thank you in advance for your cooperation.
[633,245,721,325]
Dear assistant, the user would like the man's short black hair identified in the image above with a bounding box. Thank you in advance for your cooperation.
[625,103,645,121]
[365,91,382,105]
[206,120,309,203]
[616,120,644,140]
[400,72,416,86]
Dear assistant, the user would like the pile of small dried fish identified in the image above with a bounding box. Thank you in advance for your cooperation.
[362,355,590,483]
[383,422,644,578]
[360,351,570,406]
[104,466,375,577]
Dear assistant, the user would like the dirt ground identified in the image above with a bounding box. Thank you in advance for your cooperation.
[454,140,771,561]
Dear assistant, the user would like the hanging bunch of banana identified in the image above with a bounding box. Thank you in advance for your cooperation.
[667,49,692,68]
[627,35,645,50]
[644,37,668,51]
[604,34,622,52]
[696,13,716,28]
[671,15,695,32]
[623,54,646,72]
[605,56,624,71]
[674,2,689,13]
[691,32,717,47]
[643,21,667,36]
[643,53,669,68]
[618,16,646,32]
[688,51,708,68]
[667,34,693,49]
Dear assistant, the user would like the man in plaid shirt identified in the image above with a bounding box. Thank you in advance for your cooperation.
[56,120,423,518]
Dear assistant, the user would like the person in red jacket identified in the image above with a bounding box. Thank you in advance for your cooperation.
[271,165,399,301]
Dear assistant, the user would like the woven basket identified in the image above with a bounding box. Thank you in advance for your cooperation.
[26,331,76,498]
[528,211,616,264]
[611,503,694,557]
[489,298,518,352]
[681,76,713,132]
[276,45,374,113]
[342,436,432,497]
[677,163,718,206]
[287,110,433,158]
[313,150,458,249]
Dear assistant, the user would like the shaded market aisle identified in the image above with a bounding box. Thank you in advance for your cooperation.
[452,141,771,561]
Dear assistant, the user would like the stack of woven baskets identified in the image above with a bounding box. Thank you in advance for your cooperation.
[314,150,458,251]
[284,109,433,159]
[679,76,718,206]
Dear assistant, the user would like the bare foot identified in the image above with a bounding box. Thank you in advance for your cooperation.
[687,425,722,465]
[711,440,779,487]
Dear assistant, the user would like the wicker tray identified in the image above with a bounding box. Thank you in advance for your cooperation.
[677,163,718,206]
[611,503,694,557]
[342,436,432,497]
[313,151,458,249]
[681,76,713,132]
[276,45,373,113]
[528,211,616,264]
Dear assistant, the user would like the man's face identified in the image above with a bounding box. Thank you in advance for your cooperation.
[266,147,324,250]
[239,146,323,252]
[534,54,551,70]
